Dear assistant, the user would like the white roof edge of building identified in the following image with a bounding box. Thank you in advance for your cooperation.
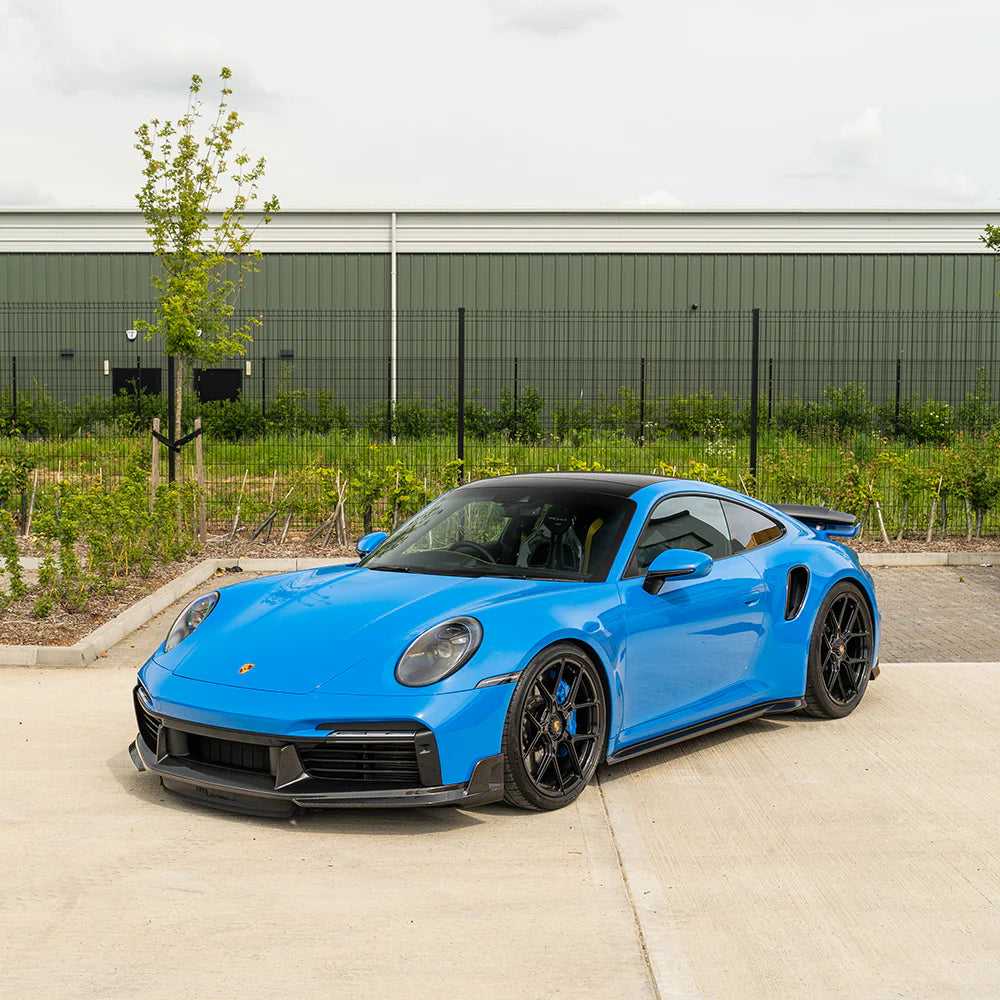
[2,206,1000,215]
[1,208,997,254]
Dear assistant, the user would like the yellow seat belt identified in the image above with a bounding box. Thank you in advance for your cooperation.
[583,519,603,573]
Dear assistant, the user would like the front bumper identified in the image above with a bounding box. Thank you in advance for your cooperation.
[130,698,505,816]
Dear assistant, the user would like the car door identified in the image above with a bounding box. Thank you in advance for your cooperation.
[615,494,772,752]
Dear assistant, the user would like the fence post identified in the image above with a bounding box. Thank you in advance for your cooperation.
[135,354,142,423]
[639,356,646,445]
[457,307,466,480]
[767,358,773,423]
[261,356,267,420]
[167,354,176,483]
[194,416,207,543]
[151,417,161,506]
[386,357,393,442]
[749,308,760,480]
[512,356,519,440]
[11,355,17,428]
[894,357,902,436]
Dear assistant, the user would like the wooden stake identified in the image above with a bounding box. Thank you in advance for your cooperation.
[194,418,207,543]
[24,469,38,536]
[279,510,292,545]
[873,491,890,545]
[926,475,943,543]
[229,469,248,541]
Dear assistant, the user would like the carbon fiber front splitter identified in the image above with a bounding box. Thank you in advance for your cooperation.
[130,737,505,817]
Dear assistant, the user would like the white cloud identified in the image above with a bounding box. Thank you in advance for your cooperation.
[0,179,55,206]
[909,166,985,203]
[824,107,884,173]
[495,1,616,37]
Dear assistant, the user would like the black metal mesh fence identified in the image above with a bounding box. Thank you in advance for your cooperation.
[2,304,999,536]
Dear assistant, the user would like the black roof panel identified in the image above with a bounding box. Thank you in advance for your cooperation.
[457,472,670,499]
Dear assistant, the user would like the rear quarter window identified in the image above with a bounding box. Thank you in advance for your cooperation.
[722,501,785,553]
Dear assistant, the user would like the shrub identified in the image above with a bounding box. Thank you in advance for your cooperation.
[957,368,997,433]
[202,398,266,441]
[822,382,873,436]
[896,398,953,444]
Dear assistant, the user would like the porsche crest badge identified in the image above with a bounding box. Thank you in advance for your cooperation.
[238,663,255,675]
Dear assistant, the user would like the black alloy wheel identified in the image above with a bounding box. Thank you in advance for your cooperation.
[804,581,874,719]
[501,642,607,810]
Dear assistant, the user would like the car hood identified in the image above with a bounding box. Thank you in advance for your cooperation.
[163,564,578,695]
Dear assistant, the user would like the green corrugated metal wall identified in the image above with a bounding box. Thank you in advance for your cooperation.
[2,252,998,311]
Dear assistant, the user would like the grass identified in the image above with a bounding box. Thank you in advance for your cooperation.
[1,427,998,538]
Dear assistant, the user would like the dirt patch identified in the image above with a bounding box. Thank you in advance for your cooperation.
[4,529,999,649]
[1,535,353,648]
[854,535,1000,553]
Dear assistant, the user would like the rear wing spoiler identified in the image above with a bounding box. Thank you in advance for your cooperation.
[773,504,860,540]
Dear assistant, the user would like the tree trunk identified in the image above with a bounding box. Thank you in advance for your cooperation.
[895,498,908,541]
[976,509,984,538]
[965,497,973,540]
[174,354,185,447]
[939,494,948,540]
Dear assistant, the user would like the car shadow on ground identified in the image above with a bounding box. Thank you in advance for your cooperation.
[106,750,493,833]
[595,715,796,783]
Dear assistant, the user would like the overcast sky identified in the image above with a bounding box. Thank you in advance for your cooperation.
[2,0,999,211]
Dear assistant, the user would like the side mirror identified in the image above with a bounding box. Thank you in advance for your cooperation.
[356,531,388,558]
[642,549,713,594]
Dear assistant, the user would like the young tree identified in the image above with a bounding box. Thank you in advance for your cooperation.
[135,67,279,444]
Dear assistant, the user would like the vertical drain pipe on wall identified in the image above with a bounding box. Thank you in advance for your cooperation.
[390,211,398,444]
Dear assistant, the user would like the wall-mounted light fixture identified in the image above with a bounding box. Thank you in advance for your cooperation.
[103,360,110,376]
[245,360,253,376]
[279,348,294,359]
[60,348,75,358]
[125,329,138,342]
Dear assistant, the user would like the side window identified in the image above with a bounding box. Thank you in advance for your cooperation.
[722,501,784,553]
[626,495,731,577]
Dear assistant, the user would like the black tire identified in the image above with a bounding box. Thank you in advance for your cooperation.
[501,643,608,810]
[804,581,874,719]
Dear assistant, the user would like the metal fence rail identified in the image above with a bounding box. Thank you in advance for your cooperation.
[2,305,999,534]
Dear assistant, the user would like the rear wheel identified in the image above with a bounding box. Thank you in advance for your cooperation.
[804,581,874,718]
[501,643,607,810]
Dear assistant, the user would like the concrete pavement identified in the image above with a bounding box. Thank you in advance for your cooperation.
[2,580,1000,998]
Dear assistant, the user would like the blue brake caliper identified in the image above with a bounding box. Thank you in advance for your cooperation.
[556,678,577,754]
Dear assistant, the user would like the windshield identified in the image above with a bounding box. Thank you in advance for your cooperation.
[360,485,635,581]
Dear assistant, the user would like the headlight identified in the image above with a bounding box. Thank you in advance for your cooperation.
[164,591,219,652]
[395,617,483,687]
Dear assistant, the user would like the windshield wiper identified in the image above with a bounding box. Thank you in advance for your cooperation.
[367,564,413,573]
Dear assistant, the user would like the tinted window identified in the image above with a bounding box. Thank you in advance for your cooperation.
[723,501,784,553]
[626,495,731,576]
[361,485,634,582]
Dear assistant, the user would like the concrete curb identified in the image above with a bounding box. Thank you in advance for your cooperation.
[859,551,1000,566]
[0,556,353,668]
[4,550,999,667]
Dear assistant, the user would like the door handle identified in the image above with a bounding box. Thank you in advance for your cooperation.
[740,592,761,607]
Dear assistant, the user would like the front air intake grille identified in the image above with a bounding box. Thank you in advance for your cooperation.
[134,689,161,750]
[298,738,422,788]
[186,734,271,775]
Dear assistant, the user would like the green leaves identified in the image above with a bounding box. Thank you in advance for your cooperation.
[135,67,279,435]
[30,461,200,617]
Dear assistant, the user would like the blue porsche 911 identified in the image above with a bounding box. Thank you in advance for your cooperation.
[130,473,880,815]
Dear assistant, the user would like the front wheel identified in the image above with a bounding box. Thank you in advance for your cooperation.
[804,581,874,719]
[501,643,607,810]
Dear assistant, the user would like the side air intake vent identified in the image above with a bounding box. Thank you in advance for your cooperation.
[785,566,810,620]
